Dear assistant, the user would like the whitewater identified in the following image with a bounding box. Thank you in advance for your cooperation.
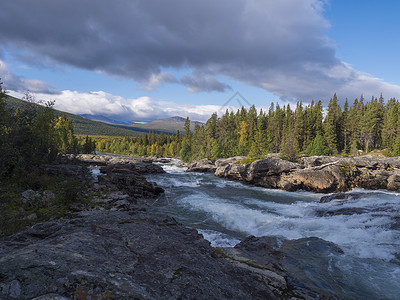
[146,160,400,299]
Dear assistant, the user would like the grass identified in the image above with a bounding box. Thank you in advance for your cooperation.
[0,169,93,237]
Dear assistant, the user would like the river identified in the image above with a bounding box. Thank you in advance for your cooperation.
[146,159,400,299]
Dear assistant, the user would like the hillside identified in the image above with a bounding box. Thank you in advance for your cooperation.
[5,95,141,137]
[128,116,203,134]
[4,95,202,137]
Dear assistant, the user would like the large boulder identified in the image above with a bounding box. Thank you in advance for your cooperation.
[0,210,301,299]
[100,162,165,175]
[215,163,247,181]
[186,159,217,172]
[215,156,246,168]
[215,158,302,188]
[387,174,400,191]
[280,165,347,193]
[245,158,302,182]
[226,235,347,299]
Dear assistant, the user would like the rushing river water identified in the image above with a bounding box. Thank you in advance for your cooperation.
[145,160,400,299]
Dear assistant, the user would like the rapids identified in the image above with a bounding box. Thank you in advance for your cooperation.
[146,160,400,299]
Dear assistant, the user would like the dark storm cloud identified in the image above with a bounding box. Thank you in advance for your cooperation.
[181,72,232,93]
[1,0,399,101]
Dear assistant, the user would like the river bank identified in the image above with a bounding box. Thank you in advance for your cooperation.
[1,154,399,299]
[186,154,400,193]
[0,155,322,299]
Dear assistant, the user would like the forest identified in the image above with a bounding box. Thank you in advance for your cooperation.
[0,81,95,181]
[95,93,400,162]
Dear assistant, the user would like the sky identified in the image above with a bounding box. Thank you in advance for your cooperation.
[0,0,400,123]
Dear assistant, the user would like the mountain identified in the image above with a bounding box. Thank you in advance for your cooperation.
[128,116,204,134]
[4,96,203,136]
[79,114,146,125]
[4,95,142,137]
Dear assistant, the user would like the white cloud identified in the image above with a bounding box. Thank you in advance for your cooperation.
[8,89,231,122]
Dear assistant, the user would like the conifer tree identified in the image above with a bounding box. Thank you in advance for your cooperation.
[342,98,351,154]
[382,98,399,149]
[324,94,342,154]
[306,134,330,156]
[180,117,192,162]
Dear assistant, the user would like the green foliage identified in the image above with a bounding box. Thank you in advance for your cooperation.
[0,85,81,180]
[392,135,400,156]
[306,134,330,156]
[71,92,400,162]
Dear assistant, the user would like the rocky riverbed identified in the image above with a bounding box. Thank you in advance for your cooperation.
[1,154,399,299]
[186,155,400,193]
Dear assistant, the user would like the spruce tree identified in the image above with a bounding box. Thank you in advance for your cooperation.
[324,94,342,154]
[180,117,192,162]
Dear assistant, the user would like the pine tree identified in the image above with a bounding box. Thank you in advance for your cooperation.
[342,98,351,154]
[306,134,330,156]
[362,96,384,153]
[324,94,342,154]
[382,98,399,150]
[180,117,192,162]
[238,120,249,155]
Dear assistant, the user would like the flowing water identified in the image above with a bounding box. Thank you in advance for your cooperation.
[146,160,400,299]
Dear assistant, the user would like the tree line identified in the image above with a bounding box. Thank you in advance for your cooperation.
[0,81,95,180]
[96,93,400,162]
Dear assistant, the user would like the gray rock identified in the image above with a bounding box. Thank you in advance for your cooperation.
[1,279,21,298]
[0,210,295,299]
[186,159,217,172]
[31,294,70,300]
[21,189,40,204]
[245,158,302,183]
[232,236,347,299]
[41,164,84,178]
[42,190,56,204]
[387,174,400,191]
[26,213,38,221]
[281,165,347,193]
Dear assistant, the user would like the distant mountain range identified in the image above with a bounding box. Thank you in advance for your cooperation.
[79,114,148,125]
[5,95,203,137]
[125,116,203,133]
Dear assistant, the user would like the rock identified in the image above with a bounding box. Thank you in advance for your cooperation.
[387,174,400,191]
[186,159,217,172]
[280,165,347,193]
[1,279,21,298]
[96,161,164,205]
[319,192,362,203]
[215,156,246,167]
[232,236,346,299]
[21,190,57,209]
[215,158,302,188]
[314,207,370,217]
[26,213,38,221]
[215,163,248,181]
[245,158,302,184]
[42,190,56,203]
[100,161,165,175]
[0,210,297,299]
[40,164,85,178]
[76,154,142,164]
[301,156,340,168]
[21,189,40,204]
[31,294,70,300]
[214,154,400,192]
[131,161,165,174]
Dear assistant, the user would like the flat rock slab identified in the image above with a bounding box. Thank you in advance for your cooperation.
[0,210,287,300]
